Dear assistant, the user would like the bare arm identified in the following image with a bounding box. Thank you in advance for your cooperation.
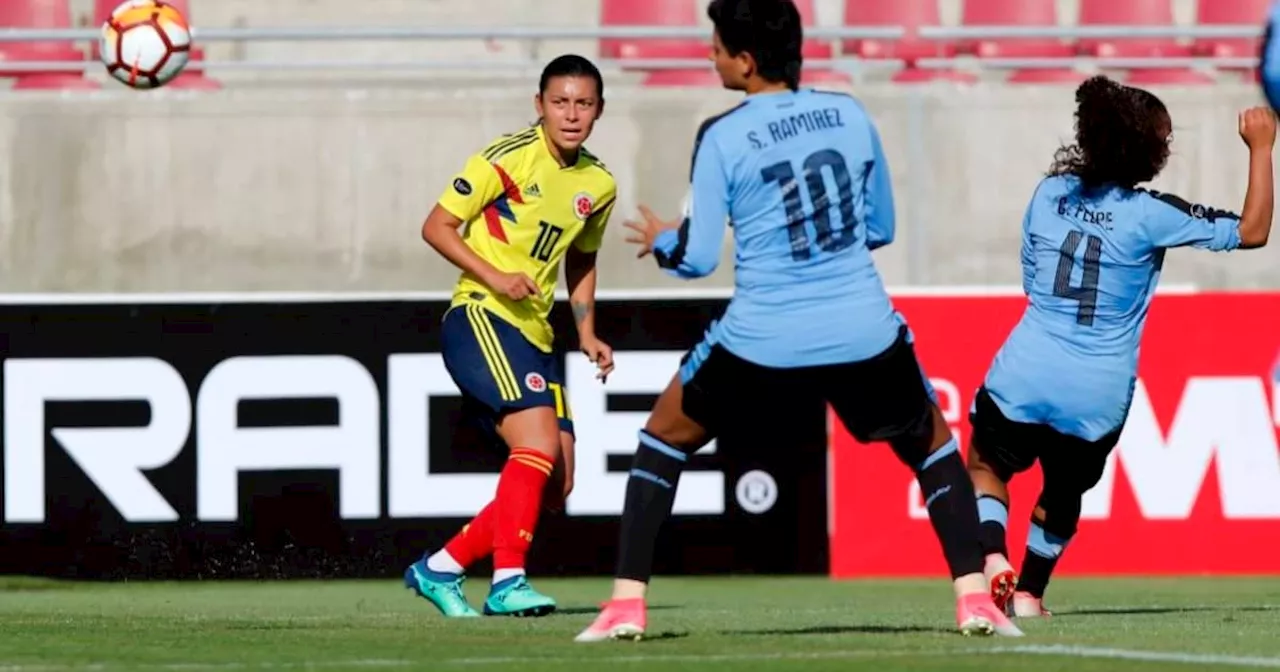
[564,246,599,340]
[1238,107,1276,249]
[421,204,537,298]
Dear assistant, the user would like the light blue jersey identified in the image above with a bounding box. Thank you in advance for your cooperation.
[652,89,900,368]
[1262,1,1280,111]
[983,174,1242,441]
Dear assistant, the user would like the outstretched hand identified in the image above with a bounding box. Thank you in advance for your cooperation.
[623,205,680,259]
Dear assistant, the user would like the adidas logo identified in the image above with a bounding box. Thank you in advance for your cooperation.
[524,184,541,198]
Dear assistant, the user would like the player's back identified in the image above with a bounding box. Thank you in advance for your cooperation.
[706,89,900,368]
[985,173,1241,439]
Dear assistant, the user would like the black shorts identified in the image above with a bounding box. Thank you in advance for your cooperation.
[679,326,935,445]
[969,386,1120,488]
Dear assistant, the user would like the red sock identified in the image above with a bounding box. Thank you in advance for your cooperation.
[443,502,496,569]
[493,447,553,571]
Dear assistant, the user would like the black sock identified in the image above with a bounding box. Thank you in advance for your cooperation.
[915,439,986,579]
[1017,520,1070,598]
[615,430,689,583]
[976,494,1010,558]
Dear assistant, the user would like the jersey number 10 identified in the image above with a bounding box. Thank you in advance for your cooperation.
[1053,231,1102,327]
[761,149,859,262]
[531,221,564,262]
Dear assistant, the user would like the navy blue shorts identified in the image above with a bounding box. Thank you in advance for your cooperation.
[440,304,574,438]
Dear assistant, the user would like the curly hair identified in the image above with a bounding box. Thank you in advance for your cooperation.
[1048,75,1171,191]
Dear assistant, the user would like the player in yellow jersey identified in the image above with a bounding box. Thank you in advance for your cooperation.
[403,54,617,618]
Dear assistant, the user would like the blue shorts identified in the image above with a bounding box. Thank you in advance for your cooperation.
[440,304,574,437]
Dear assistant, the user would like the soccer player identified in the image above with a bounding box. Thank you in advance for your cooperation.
[575,0,1021,642]
[403,54,618,618]
[1263,1,1280,111]
[967,76,1275,618]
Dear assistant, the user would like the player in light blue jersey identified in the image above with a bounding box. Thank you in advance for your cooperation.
[1262,1,1280,111]
[576,0,1020,643]
[966,76,1276,619]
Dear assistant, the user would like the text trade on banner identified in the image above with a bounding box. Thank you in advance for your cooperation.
[830,292,1280,577]
[0,295,829,580]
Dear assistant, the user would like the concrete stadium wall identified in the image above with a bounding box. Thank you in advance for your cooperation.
[0,83,1274,293]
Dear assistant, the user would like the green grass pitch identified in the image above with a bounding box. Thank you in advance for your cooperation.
[2,575,1278,670]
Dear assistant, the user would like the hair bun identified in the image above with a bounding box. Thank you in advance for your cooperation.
[1076,75,1119,105]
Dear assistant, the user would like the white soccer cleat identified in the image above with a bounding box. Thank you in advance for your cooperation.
[1011,591,1053,619]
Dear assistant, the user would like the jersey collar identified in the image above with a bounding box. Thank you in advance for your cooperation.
[536,123,587,170]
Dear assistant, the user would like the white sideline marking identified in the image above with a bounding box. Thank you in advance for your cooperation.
[443,645,1280,667]
[993,645,1280,668]
[4,643,1279,670]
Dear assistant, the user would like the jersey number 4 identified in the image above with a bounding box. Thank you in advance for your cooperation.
[1053,231,1102,327]
[761,149,858,262]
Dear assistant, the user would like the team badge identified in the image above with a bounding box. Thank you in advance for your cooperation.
[573,192,595,221]
[525,372,547,392]
[453,178,473,196]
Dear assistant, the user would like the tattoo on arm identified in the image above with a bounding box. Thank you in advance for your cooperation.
[571,300,591,328]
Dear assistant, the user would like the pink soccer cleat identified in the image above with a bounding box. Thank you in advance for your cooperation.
[1011,591,1053,619]
[573,598,647,643]
[957,592,1025,637]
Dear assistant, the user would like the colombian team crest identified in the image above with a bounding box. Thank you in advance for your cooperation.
[525,372,547,392]
[573,192,594,221]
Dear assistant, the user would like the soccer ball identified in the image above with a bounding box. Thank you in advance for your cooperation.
[100,0,193,89]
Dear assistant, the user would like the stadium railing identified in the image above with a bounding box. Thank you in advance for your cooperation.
[0,25,1265,74]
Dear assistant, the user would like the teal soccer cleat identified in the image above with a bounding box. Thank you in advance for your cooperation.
[403,558,480,618]
[483,575,557,617]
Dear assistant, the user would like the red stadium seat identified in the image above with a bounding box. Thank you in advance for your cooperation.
[1076,0,1212,85]
[93,0,219,89]
[792,0,849,85]
[842,0,974,84]
[600,0,712,87]
[1193,0,1270,65]
[0,0,99,90]
[960,0,1084,84]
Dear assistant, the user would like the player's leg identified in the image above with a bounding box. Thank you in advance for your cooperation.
[1011,428,1118,617]
[480,403,561,617]
[826,327,1021,637]
[575,342,727,643]
[541,362,577,515]
[405,305,561,618]
[965,386,1038,613]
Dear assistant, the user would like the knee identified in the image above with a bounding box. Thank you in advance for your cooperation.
[1034,488,1083,539]
[967,442,1014,483]
[643,419,692,451]
[497,406,562,456]
[888,406,950,471]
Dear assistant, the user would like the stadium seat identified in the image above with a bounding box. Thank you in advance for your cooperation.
[600,0,713,86]
[792,0,849,85]
[93,0,220,89]
[842,0,974,84]
[960,0,1084,84]
[0,0,99,90]
[1193,0,1270,69]
[1076,0,1212,85]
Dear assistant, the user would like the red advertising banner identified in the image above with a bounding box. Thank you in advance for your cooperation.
[830,292,1280,577]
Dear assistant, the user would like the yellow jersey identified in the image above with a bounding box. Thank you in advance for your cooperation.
[437,124,617,353]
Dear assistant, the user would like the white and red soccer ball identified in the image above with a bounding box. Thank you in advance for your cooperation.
[99,0,193,89]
